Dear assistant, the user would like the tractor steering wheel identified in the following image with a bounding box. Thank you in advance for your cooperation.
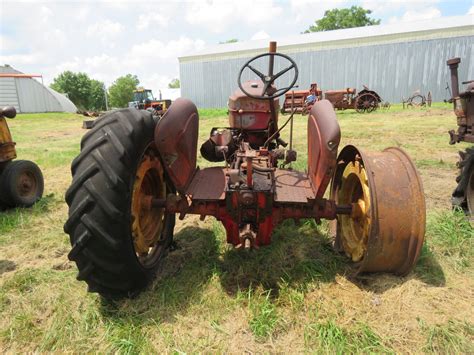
[238,52,299,100]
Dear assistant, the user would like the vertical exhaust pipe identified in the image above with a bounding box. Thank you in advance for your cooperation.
[447,57,461,99]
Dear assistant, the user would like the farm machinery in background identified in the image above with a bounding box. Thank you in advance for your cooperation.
[281,83,322,114]
[129,88,172,116]
[402,90,432,108]
[282,84,383,114]
[64,42,426,299]
[83,88,173,129]
[0,107,44,209]
[447,58,474,225]
[324,86,382,113]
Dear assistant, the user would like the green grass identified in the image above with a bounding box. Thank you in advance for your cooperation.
[0,106,473,352]
[421,319,474,353]
[304,320,394,353]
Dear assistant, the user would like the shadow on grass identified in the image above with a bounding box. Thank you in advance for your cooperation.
[99,226,220,323]
[217,220,347,298]
[99,218,447,320]
[0,260,16,276]
[347,242,446,294]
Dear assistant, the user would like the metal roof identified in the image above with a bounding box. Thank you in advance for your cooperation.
[179,15,474,61]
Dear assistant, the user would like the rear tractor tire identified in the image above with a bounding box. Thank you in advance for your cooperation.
[64,108,175,298]
[331,145,426,275]
[0,160,44,208]
[452,147,474,226]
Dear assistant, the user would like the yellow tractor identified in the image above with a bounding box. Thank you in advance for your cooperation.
[0,106,44,208]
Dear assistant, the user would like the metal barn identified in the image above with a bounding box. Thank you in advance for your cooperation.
[0,65,77,113]
[179,15,474,108]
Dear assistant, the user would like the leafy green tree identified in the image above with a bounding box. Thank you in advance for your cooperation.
[304,6,380,33]
[108,74,139,108]
[89,79,107,111]
[50,71,92,110]
[168,78,180,89]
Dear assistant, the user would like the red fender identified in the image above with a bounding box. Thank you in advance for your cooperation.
[154,98,199,193]
[307,100,341,198]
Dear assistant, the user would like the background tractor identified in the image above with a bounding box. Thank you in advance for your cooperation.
[0,106,44,209]
[324,86,382,113]
[447,58,474,225]
[65,42,426,299]
[129,87,172,116]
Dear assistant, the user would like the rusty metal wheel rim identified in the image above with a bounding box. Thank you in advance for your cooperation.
[356,93,377,113]
[17,171,38,198]
[131,144,167,267]
[337,158,371,262]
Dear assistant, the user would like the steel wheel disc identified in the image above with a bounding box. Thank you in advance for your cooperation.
[131,145,167,267]
[331,145,426,275]
[337,159,371,262]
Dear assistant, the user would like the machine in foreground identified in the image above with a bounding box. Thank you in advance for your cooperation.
[65,42,426,298]
[447,58,474,225]
[0,106,44,208]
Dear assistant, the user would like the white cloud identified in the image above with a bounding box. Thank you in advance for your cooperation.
[468,5,474,15]
[289,0,350,28]
[389,6,441,23]
[0,53,45,66]
[136,13,170,30]
[362,0,440,15]
[86,20,123,38]
[251,30,270,41]
[185,0,282,33]
[128,37,206,61]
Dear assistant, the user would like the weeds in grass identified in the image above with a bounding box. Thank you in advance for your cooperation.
[248,290,280,341]
[0,194,55,238]
[304,320,394,353]
[426,209,473,270]
[420,319,474,353]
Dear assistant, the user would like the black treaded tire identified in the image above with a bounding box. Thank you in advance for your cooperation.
[452,147,474,220]
[0,160,44,208]
[64,108,175,299]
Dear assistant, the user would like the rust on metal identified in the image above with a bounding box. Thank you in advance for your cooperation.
[274,169,315,203]
[154,98,199,193]
[0,107,17,163]
[324,86,382,113]
[331,145,426,275]
[131,145,166,256]
[307,100,341,198]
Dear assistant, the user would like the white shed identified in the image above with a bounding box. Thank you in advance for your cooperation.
[0,65,77,113]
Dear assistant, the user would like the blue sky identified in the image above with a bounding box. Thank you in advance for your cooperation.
[0,0,473,95]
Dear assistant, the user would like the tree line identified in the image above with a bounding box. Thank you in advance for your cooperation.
[50,72,180,111]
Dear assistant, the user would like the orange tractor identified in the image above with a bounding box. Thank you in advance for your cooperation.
[65,42,426,298]
[0,106,44,209]
[129,88,172,116]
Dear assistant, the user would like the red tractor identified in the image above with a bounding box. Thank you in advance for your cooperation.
[65,42,426,298]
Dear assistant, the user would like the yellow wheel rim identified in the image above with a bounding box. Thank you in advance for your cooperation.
[337,158,371,262]
[131,145,166,262]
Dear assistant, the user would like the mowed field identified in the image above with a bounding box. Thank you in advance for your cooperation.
[0,104,473,353]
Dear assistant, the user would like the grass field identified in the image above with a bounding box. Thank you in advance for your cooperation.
[0,104,473,353]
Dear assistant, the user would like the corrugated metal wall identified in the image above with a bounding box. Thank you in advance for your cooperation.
[0,78,20,111]
[180,36,474,108]
[0,65,77,113]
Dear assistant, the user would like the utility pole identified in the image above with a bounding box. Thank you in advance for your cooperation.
[103,83,109,111]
